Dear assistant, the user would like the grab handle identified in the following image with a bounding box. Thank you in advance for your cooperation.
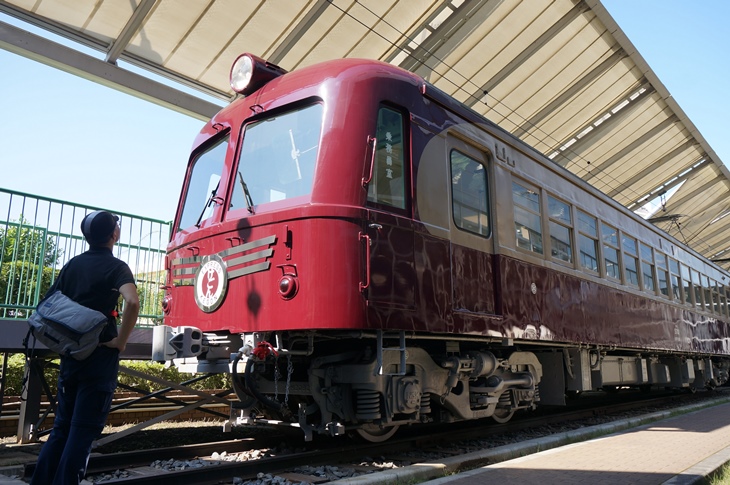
[361,135,377,187]
[359,231,371,291]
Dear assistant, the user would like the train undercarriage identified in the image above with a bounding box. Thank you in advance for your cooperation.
[153,327,730,442]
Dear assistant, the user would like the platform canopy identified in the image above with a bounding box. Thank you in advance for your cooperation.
[1,0,728,270]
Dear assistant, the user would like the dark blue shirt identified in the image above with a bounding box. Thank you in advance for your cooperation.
[48,247,136,342]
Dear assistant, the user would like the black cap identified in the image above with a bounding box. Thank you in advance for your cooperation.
[81,210,119,246]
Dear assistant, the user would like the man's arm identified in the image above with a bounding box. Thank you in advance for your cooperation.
[103,282,140,352]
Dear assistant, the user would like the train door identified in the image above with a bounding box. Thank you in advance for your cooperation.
[363,106,416,312]
[447,136,496,315]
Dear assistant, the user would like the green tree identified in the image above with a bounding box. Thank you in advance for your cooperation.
[135,270,165,324]
[1,218,61,266]
[0,218,62,316]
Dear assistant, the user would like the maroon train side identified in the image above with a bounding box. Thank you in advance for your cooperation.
[153,54,730,441]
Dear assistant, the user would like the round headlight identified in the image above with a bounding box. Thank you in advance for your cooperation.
[230,54,254,93]
[229,53,287,96]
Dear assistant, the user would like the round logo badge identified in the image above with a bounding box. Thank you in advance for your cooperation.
[194,254,228,312]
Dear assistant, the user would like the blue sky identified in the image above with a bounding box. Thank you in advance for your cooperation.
[1,1,728,222]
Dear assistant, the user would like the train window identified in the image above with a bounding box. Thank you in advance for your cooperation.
[177,135,230,231]
[621,235,639,287]
[669,258,682,301]
[367,107,406,210]
[722,286,729,317]
[512,181,543,254]
[681,264,693,306]
[232,104,322,211]
[577,210,598,273]
[656,253,669,298]
[450,151,489,237]
[601,223,620,280]
[718,282,724,315]
[702,275,713,312]
[547,195,573,264]
[712,280,721,314]
[640,243,655,293]
[691,270,703,309]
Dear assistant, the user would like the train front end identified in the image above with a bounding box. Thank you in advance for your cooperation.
[152,54,409,440]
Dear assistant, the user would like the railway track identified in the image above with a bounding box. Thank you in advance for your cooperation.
[0,391,234,439]
[17,388,726,485]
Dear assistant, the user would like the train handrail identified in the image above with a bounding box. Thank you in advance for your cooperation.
[361,135,377,187]
[359,231,371,291]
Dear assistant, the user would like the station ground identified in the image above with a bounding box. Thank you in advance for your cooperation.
[342,396,730,485]
[2,396,730,484]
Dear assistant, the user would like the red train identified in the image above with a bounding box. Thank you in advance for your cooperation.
[152,53,730,441]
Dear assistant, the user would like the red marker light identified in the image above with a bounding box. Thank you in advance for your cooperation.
[278,275,298,299]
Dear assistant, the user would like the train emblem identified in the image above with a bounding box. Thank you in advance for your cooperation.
[194,254,228,312]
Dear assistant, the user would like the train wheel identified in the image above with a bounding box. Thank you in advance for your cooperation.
[491,408,514,424]
[352,424,399,442]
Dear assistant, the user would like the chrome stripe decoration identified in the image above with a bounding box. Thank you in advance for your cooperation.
[224,235,276,280]
[220,235,277,257]
[169,234,277,292]
[173,267,197,276]
[227,248,274,267]
[171,255,202,266]
[228,261,271,279]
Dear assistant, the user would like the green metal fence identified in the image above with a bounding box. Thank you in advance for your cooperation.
[0,188,170,326]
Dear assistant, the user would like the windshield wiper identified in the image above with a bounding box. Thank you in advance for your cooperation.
[237,171,255,214]
[195,181,221,227]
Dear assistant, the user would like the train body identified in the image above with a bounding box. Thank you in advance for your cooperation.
[153,54,730,441]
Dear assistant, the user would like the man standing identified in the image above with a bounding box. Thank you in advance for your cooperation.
[31,210,140,485]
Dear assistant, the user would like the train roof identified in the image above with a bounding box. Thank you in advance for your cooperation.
[205,56,730,282]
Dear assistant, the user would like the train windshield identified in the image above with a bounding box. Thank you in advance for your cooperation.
[176,135,230,232]
[231,104,322,211]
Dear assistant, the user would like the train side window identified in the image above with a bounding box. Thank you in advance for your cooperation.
[691,270,703,309]
[577,210,599,273]
[601,223,620,280]
[723,286,729,317]
[512,181,543,254]
[712,280,721,314]
[547,195,573,264]
[367,107,406,210]
[681,264,693,306]
[656,253,669,298]
[669,258,682,301]
[702,274,713,313]
[718,281,724,315]
[622,234,639,288]
[640,243,655,293]
[450,150,490,237]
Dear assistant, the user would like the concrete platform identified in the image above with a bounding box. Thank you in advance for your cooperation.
[339,396,730,485]
[422,400,730,485]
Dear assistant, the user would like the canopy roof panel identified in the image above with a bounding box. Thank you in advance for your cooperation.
[1,0,728,269]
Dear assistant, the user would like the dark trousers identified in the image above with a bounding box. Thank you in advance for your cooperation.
[30,346,119,485]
